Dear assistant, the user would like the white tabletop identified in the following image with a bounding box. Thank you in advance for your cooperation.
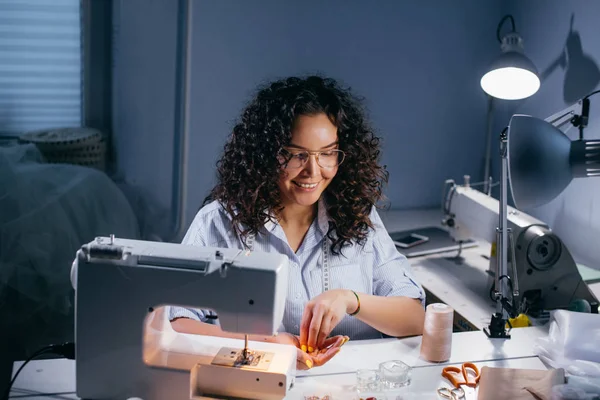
[292,357,548,400]
[378,209,497,326]
[11,208,595,400]
[378,208,600,330]
[10,327,548,399]
[8,354,548,400]
[297,326,547,377]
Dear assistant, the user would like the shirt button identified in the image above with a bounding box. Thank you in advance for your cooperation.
[294,324,299,330]
[295,293,301,299]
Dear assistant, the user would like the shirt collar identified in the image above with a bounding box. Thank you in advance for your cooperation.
[261,197,331,236]
[263,214,278,233]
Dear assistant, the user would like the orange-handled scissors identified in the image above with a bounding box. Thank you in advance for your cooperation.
[441,362,480,388]
[437,362,480,399]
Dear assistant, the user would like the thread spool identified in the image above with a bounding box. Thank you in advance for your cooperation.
[420,303,454,362]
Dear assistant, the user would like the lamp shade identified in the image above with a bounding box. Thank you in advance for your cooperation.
[481,52,541,100]
[507,114,573,209]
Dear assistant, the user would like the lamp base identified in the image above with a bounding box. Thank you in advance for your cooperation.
[483,313,511,339]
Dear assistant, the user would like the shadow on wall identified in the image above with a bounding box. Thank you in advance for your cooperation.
[540,13,600,104]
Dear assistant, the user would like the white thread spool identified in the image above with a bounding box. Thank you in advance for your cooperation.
[420,303,454,362]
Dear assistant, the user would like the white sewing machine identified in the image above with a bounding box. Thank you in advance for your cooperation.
[72,236,296,400]
[442,179,599,317]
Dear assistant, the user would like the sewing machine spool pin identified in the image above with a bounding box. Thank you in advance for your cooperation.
[85,236,125,261]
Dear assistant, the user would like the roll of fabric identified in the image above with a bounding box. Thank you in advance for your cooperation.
[420,303,454,362]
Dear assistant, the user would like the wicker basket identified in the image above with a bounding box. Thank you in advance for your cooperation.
[19,127,107,171]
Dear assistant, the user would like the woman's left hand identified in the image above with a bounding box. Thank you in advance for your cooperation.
[299,289,357,351]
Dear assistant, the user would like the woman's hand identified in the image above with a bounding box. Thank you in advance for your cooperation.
[271,332,346,370]
[299,289,357,352]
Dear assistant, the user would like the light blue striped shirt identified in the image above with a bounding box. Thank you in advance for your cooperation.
[168,199,425,340]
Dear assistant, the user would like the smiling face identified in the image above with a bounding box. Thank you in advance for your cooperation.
[277,113,340,210]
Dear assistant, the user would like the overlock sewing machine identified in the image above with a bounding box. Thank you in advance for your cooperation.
[71,235,296,400]
[441,178,599,317]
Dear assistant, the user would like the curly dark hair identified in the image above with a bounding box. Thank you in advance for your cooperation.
[205,75,389,255]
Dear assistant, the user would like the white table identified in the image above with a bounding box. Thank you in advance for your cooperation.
[8,357,548,400]
[11,208,598,399]
[9,328,548,400]
[378,208,600,331]
[292,357,548,400]
[297,326,547,377]
[378,208,506,331]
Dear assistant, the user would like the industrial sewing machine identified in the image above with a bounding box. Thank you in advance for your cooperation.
[441,179,599,317]
[72,235,296,400]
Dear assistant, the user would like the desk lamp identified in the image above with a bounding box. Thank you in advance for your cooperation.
[485,90,600,339]
[508,93,600,209]
[480,15,540,100]
[481,15,539,195]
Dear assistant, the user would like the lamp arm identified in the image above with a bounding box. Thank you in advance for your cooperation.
[498,128,509,318]
[484,127,514,339]
[579,98,590,140]
[570,89,600,140]
[549,110,579,129]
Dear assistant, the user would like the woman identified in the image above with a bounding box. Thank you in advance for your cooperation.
[169,75,426,370]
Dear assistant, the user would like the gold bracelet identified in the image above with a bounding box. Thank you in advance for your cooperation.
[348,290,360,316]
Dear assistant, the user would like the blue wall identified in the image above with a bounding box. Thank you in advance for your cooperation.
[112,0,506,239]
[508,0,600,269]
[111,0,179,239]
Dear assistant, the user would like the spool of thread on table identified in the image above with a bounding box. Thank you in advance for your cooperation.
[420,303,454,362]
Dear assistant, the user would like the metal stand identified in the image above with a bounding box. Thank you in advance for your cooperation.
[484,129,520,339]
[483,96,494,195]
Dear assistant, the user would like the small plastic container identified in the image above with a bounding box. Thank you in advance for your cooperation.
[378,360,412,389]
[356,368,381,392]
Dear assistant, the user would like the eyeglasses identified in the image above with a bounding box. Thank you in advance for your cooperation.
[277,148,346,169]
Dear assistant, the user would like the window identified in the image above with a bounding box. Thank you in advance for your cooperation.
[0,0,82,137]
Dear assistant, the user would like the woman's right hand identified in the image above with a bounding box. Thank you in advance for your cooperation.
[272,333,347,370]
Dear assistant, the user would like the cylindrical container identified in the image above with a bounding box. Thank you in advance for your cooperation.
[420,303,454,362]
[355,368,380,392]
[379,360,412,388]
